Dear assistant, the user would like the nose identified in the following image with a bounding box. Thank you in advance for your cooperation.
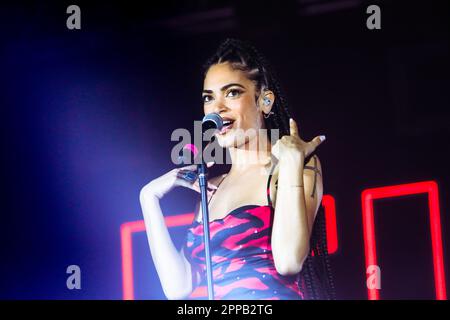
[205,99,228,116]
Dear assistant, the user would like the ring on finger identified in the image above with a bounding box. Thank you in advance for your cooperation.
[177,170,198,183]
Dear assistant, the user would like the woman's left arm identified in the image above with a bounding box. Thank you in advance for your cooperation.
[271,118,325,276]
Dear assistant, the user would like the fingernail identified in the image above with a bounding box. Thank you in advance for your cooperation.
[319,135,326,141]
[289,118,293,123]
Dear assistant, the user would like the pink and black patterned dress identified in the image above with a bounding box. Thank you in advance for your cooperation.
[182,163,306,300]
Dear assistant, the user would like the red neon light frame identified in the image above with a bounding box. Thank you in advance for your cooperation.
[361,180,447,300]
[121,196,338,300]
[323,194,339,255]
[120,213,194,300]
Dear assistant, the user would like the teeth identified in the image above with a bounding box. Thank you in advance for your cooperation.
[223,120,233,126]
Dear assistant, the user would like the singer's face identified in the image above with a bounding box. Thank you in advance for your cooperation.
[203,62,265,148]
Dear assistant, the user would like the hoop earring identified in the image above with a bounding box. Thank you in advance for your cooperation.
[263,111,274,119]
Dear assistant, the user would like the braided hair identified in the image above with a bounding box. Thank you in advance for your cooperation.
[202,38,336,300]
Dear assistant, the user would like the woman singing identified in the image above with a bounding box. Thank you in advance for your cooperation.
[139,39,335,300]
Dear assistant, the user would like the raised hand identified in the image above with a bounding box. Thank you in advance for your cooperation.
[271,118,326,163]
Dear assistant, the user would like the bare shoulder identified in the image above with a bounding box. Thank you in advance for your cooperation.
[270,154,322,183]
[268,161,280,205]
[270,155,322,207]
[303,154,323,199]
[209,173,227,185]
[304,154,322,176]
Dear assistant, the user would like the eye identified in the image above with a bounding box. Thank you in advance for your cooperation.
[202,95,213,103]
[226,88,242,98]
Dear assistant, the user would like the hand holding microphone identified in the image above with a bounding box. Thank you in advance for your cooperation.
[142,113,223,200]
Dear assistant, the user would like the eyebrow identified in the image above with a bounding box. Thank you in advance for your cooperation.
[202,83,246,94]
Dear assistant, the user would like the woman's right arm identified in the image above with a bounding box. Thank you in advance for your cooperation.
[139,164,215,299]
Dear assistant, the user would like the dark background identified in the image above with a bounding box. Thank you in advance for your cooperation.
[0,0,449,299]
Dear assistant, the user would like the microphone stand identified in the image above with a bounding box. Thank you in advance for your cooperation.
[197,160,215,300]
[195,112,222,300]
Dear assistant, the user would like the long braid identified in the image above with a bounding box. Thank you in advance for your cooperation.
[203,38,335,299]
[300,207,336,299]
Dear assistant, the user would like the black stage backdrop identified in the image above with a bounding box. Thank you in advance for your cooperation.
[0,0,449,300]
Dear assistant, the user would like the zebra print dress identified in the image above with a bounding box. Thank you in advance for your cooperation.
[182,162,306,300]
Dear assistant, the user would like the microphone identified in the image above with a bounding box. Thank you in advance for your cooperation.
[200,113,223,163]
[177,113,223,165]
[202,112,223,134]
[201,112,224,148]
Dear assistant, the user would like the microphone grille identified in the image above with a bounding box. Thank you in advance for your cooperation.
[202,113,223,131]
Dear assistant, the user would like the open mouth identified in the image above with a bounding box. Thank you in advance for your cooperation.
[219,119,234,134]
